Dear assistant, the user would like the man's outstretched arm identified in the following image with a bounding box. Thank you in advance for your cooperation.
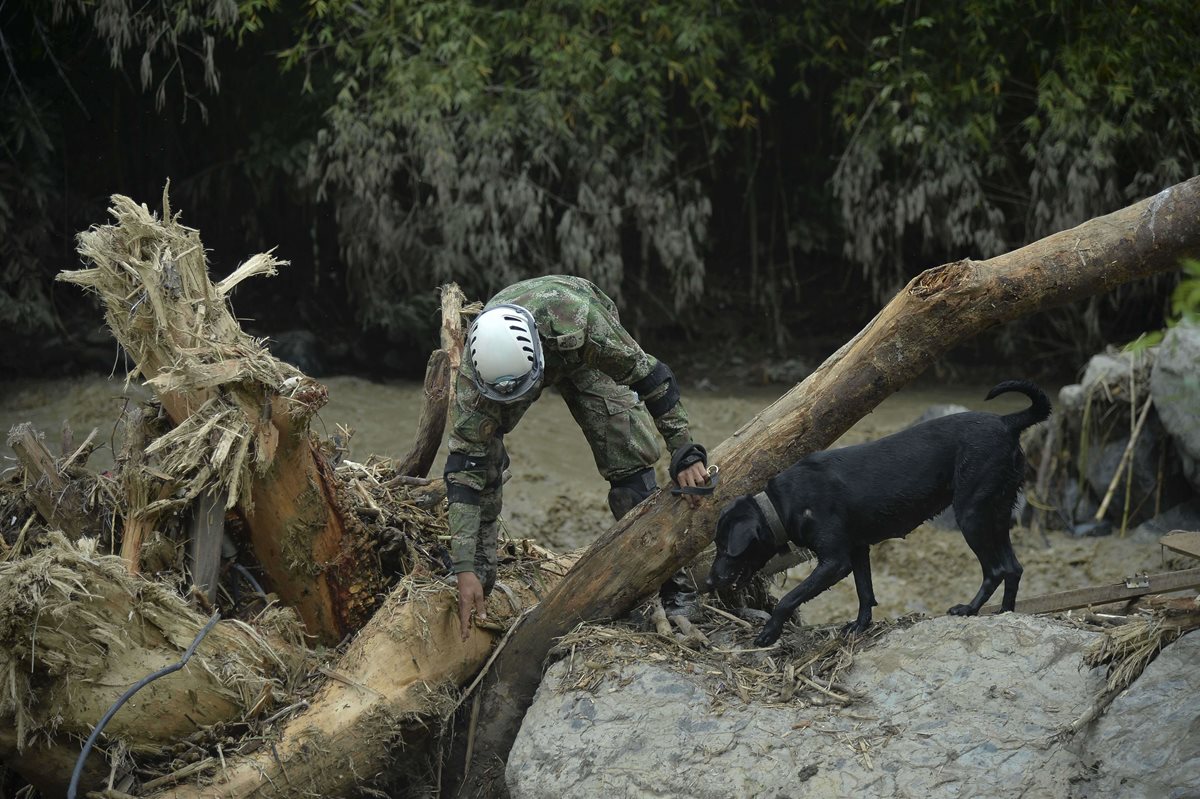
[445,373,499,639]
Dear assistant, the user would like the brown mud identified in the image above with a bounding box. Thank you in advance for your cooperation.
[1,374,1182,626]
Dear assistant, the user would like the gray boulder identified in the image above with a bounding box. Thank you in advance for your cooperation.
[1129,497,1200,540]
[1078,631,1200,799]
[1081,349,1154,399]
[508,615,1111,799]
[1151,321,1200,491]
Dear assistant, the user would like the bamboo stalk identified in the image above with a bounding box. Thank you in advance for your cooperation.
[1094,396,1154,524]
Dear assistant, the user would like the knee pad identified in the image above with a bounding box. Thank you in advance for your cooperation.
[607,468,657,520]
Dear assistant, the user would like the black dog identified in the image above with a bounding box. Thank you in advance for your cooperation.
[705,380,1051,647]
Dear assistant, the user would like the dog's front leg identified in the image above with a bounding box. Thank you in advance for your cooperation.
[842,545,876,636]
[754,559,851,647]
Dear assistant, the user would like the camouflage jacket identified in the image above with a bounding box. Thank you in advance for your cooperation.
[446,275,692,573]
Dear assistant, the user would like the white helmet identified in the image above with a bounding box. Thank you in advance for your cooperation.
[468,304,544,402]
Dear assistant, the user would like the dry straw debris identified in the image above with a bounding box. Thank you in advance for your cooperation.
[0,532,307,754]
[552,601,915,710]
[57,188,320,523]
[1083,596,1200,694]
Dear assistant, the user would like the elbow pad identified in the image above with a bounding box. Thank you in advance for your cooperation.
[631,361,681,419]
[444,452,483,505]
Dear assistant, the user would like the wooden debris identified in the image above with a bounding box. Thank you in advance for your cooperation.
[440,283,468,414]
[648,596,673,637]
[669,614,712,648]
[6,422,95,540]
[186,488,228,603]
[981,567,1200,616]
[0,533,305,797]
[553,600,895,709]
[1160,530,1200,561]
[151,552,576,799]
[396,348,450,478]
[59,192,384,642]
[395,282,467,478]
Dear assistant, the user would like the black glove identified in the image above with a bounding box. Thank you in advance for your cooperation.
[669,442,707,482]
[670,442,718,496]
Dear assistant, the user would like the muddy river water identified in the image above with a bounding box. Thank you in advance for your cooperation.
[2,374,1179,625]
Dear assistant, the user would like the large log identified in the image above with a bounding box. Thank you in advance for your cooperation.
[153,549,575,799]
[0,533,299,797]
[59,190,379,643]
[458,176,1200,792]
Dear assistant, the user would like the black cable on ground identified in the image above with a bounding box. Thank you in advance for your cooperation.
[232,562,268,604]
[67,611,221,799]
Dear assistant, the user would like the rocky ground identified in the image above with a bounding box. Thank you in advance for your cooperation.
[509,614,1200,799]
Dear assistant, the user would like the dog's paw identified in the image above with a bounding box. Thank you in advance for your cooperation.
[753,625,781,648]
[839,619,870,637]
[947,604,978,616]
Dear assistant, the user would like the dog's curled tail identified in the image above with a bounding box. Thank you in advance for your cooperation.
[987,380,1052,432]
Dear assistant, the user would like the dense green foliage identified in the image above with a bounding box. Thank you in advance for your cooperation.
[3,0,1199,370]
[832,2,1199,281]
[289,0,795,330]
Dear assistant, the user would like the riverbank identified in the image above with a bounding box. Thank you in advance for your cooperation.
[5,370,1179,629]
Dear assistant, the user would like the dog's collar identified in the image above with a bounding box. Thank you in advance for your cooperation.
[753,491,788,547]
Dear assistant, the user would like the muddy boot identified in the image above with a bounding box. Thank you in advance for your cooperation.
[608,468,701,620]
[659,570,701,621]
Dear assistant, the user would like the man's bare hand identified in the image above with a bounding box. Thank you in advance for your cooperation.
[456,571,488,641]
[675,461,711,508]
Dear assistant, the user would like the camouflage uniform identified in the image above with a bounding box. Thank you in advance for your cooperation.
[446,275,693,589]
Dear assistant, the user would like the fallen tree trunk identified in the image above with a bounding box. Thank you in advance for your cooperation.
[0,533,303,798]
[459,176,1200,793]
[153,549,575,799]
[397,284,466,478]
[59,191,380,643]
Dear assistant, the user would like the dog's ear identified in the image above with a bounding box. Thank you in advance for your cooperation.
[725,520,757,557]
[717,497,760,557]
[715,499,753,554]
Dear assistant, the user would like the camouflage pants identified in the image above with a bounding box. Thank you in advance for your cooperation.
[470,367,660,590]
[558,366,661,483]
